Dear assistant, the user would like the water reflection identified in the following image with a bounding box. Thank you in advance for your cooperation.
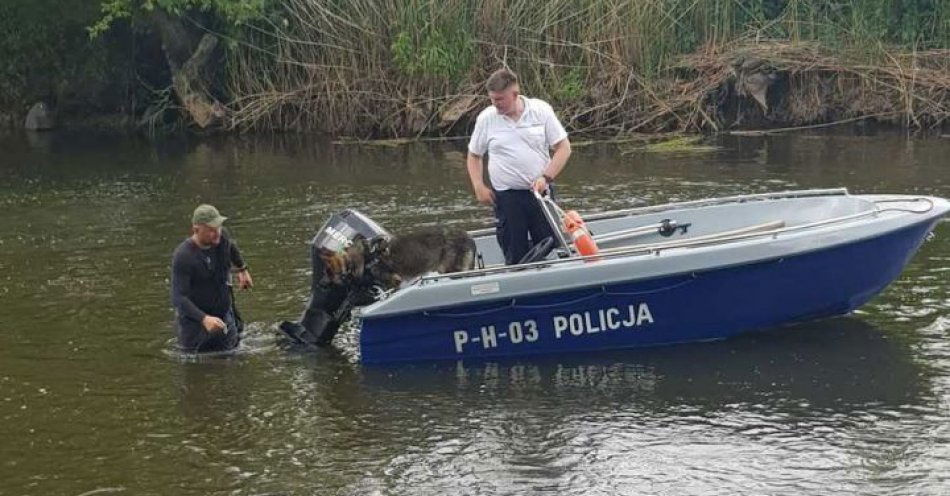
[361,318,926,413]
[310,318,933,496]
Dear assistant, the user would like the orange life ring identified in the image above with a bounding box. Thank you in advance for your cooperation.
[562,210,599,256]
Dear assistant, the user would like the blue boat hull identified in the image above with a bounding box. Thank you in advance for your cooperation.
[359,218,939,363]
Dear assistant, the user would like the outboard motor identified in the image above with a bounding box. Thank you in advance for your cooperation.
[279,209,390,347]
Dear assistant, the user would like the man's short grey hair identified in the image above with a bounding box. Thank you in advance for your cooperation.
[486,68,519,92]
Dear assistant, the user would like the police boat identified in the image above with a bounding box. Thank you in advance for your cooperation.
[285,188,949,363]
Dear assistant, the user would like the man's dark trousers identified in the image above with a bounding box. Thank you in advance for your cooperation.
[493,189,555,265]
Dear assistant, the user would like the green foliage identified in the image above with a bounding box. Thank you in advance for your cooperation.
[89,0,273,37]
[388,0,474,81]
[391,24,474,81]
[0,0,125,115]
[754,0,949,49]
[552,68,586,103]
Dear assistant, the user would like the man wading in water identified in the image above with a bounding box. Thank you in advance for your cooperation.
[171,204,253,353]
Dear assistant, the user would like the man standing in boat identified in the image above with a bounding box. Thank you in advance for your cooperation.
[170,204,253,353]
[466,68,572,264]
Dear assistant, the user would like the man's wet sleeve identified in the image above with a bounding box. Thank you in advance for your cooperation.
[225,231,247,270]
[171,252,205,322]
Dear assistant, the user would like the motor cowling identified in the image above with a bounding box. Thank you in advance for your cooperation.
[311,209,390,255]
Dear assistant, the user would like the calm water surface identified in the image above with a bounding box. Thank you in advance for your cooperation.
[0,131,948,495]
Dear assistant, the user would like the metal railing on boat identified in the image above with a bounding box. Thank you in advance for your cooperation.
[466,188,851,237]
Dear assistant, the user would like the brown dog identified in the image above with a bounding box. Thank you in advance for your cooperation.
[318,226,476,290]
[316,246,364,286]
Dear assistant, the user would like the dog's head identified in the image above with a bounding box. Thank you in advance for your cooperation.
[316,235,403,290]
[317,237,371,286]
[363,237,403,290]
[317,249,348,285]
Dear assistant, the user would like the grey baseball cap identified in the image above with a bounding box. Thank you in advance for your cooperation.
[192,204,227,227]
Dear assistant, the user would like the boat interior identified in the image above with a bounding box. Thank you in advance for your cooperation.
[469,189,881,268]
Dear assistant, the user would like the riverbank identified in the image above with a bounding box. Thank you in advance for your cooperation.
[2,1,948,137]
[9,41,949,138]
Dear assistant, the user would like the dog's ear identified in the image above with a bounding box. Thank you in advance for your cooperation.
[344,238,370,279]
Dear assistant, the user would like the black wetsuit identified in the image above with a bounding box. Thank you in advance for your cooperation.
[170,232,246,352]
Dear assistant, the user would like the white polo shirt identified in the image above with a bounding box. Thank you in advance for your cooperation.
[468,96,568,191]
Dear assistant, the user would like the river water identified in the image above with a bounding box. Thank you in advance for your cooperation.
[1,130,948,495]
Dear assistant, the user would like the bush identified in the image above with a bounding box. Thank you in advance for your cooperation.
[0,0,131,121]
